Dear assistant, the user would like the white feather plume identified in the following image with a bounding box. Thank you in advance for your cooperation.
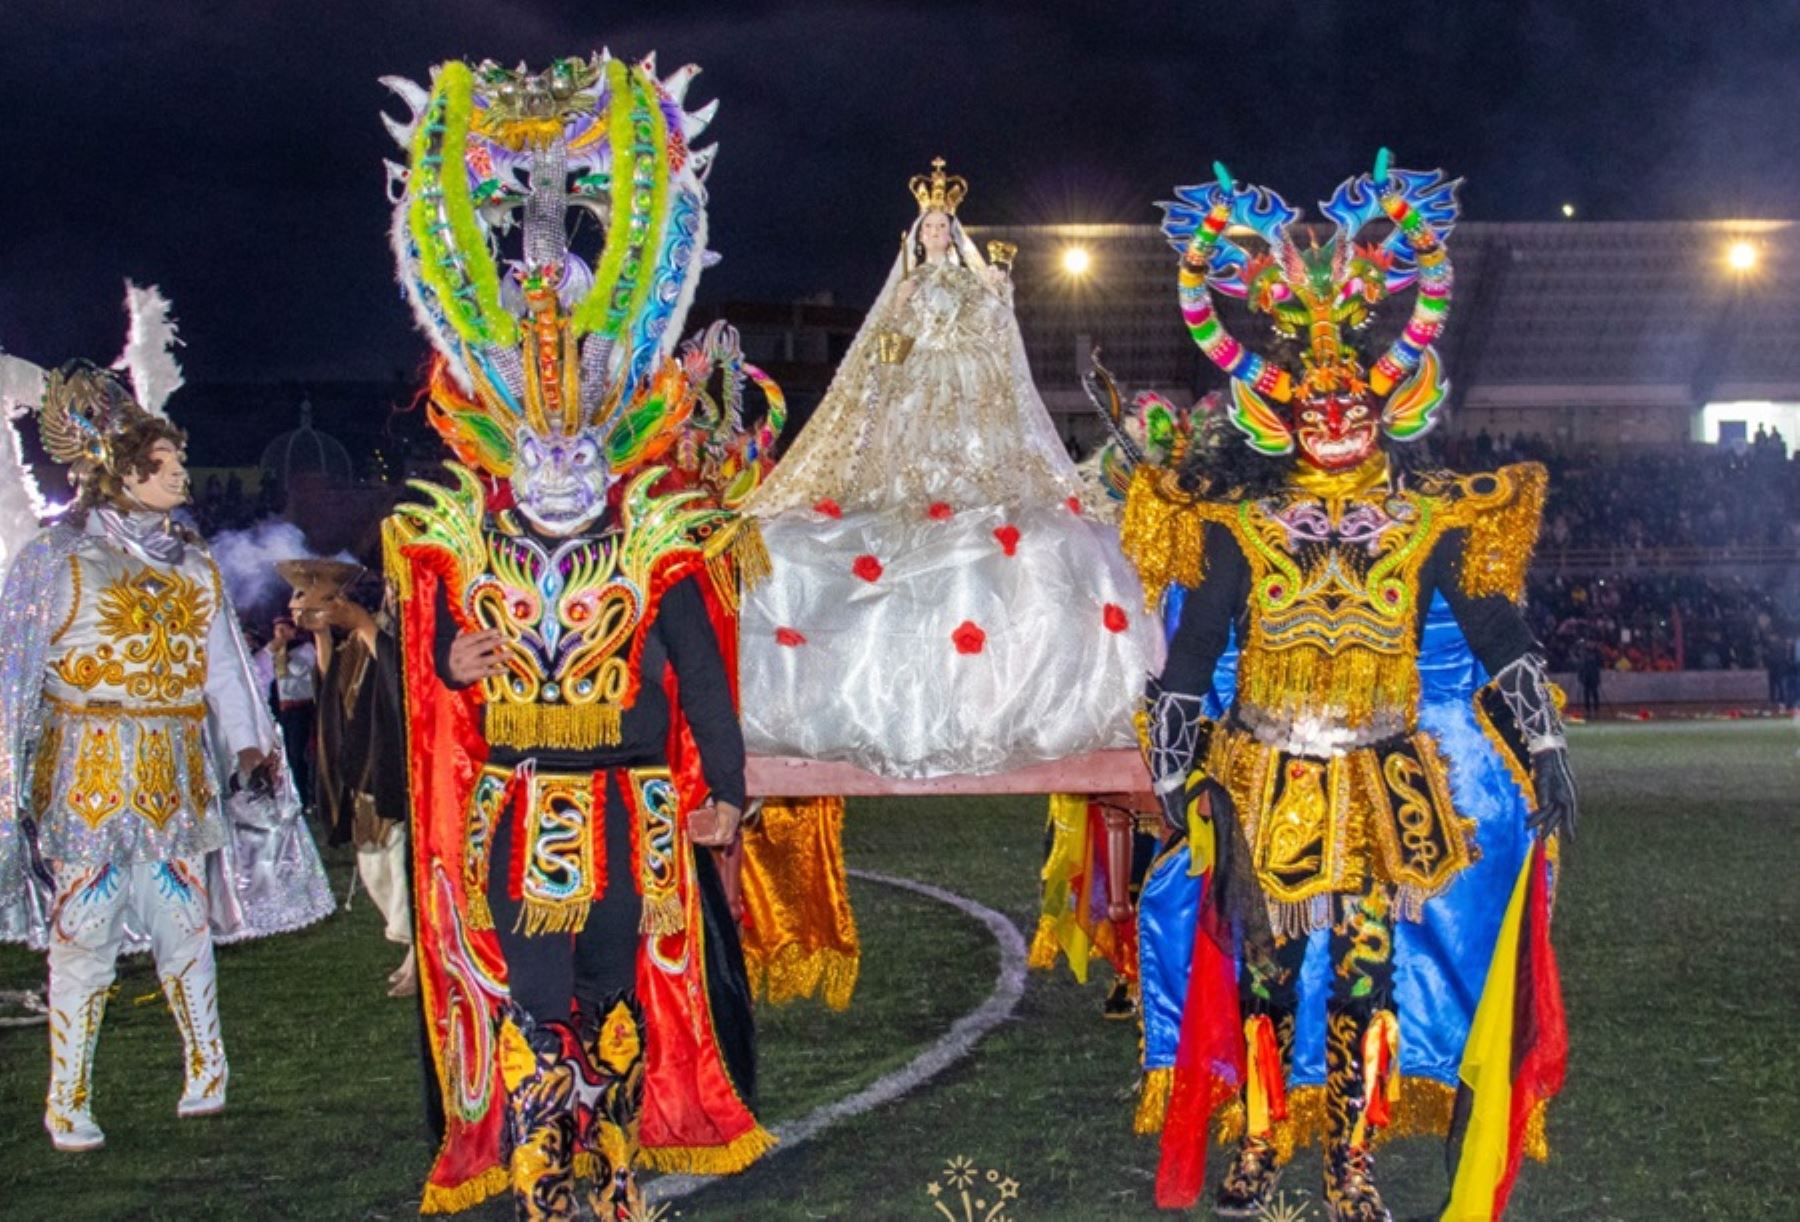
[112,280,185,416]
[0,351,50,573]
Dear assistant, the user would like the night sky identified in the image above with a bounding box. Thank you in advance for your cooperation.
[4,1,1799,388]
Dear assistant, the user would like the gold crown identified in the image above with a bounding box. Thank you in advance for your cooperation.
[909,157,968,216]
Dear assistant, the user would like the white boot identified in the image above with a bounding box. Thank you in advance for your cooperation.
[44,984,108,1151]
[164,959,228,1117]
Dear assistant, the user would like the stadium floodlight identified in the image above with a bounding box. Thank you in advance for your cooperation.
[1727,240,1758,272]
[1061,245,1093,277]
[1561,202,1576,219]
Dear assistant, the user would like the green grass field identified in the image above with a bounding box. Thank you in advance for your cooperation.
[3,722,1797,1220]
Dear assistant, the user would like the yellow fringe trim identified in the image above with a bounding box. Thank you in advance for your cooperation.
[1134,1067,1173,1135]
[638,893,685,937]
[637,1123,778,1175]
[419,1165,509,1215]
[732,519,772,592]
[748,941,861,1011]
[517,897,591,937]
[1120,467,1208,610]
[484,701,621,750]
[1027,917,1062,971]
[1236,641,1419,733]
[1214,1078,1528,1166]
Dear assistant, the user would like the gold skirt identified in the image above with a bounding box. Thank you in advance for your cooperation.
[1205,725,1477,935]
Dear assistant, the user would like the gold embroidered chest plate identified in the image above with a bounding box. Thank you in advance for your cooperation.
[1229,478,1441,740]
[48,545,219,710]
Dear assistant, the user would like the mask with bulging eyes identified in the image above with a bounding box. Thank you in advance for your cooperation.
[1295,393,1379,472]
[510,428,613,535]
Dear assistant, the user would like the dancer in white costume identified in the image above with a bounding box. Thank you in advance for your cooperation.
[0,289,330,1151]
[742,161,1163,776]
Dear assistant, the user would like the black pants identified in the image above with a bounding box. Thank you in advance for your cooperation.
[488,771,641,1026]
[1239,882,1398,1037]
[274,703,315,806]
[1580,679,1601,719]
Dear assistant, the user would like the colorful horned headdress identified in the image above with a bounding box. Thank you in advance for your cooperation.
[1159,150,1459,467]
[383,52,723,531]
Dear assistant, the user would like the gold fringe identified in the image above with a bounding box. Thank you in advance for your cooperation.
[638,893,685,937]
[1236,641,1418,732]
[732,519,771,592]
[517,898,591,937]
[748,941,861,1011]
[1027,917,1062,971]
[636,1123,778,1175]
[1120,468,1209,610]
[704,553,741,615]
[1218,1078,1459,1165]
[1453,463,1547,603]
[484,701,621,750]
[419,1165,510,1215]
[381,515,416,602]
[1134,1066,1173,1135]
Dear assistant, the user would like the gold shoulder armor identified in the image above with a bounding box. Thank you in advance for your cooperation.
[1120,466,1225,610]
[1437,462,1547,603]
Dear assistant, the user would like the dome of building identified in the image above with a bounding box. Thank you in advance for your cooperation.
[259,399,354,491]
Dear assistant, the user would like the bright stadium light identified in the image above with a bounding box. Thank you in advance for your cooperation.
[1061,245,1092,277]
[1560,202,1576,219]
[1727,240,1758,272]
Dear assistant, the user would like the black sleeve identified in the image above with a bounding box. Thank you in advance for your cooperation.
[432,583,473,691]
[655,574,747,810]
[1426,528,1540,675]
[1155,521,1250,702]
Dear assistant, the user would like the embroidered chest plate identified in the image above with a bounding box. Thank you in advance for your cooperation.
[49,550,219,709]
[1231,486,1441,740]
[469,523,644,748]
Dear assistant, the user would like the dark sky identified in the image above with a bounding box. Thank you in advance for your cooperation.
[4,0,1799,385]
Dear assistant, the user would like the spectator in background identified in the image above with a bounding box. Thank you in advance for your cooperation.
[1578,642,1604,719]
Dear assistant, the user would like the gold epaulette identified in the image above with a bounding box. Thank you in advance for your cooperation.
[1430,462,1548,603]
[1119,466,1231,610]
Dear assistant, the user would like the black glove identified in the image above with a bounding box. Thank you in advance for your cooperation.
[1527,747,1578,841]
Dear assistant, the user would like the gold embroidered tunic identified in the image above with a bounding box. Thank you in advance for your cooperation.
[1126,458,1546,930]
[31,516,262,868]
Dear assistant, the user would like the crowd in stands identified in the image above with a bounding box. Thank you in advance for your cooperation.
[1434,426,1800,553]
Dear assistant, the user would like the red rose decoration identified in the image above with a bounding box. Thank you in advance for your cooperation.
[775,627,807,647]
[813,499,843,519]
[951,620,986,655]
[852,554,884,582]
[927,501,954,521]
[1066,495,1083,514]
[993,524,1021,556]
[1103,603,1129,633]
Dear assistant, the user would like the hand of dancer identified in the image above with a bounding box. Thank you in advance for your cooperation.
[688,800,744,847]
[1527,747,1578,842]
[447,629,507,685]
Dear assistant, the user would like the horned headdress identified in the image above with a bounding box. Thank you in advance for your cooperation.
[1158,151,1460,456]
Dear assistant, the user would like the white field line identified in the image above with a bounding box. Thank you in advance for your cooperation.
[645,868,1029,1204]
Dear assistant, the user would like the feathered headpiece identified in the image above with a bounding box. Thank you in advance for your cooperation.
[382,51,723,479]
[33,281,185,486]
[1158,150,1459,455]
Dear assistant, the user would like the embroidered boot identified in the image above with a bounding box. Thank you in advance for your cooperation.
[1215,1012,1293,1216]
[1322,1007,1393,1222]
[582,995,647,1222]
[497,1003,582,1222]
[44,984,108,1151]
[164,959,229,1117]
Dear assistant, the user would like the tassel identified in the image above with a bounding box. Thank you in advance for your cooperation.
[732,518,772,590]
[518,897,591,936]
[638,893,685,937]
[1134,1066,1173,1135]
[1359,1010,1401,1140]
[1244,1015,1288,1136]
[419,1166,511,1215]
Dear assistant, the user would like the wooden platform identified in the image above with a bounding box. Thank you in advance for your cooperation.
[746,748,1151,797]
